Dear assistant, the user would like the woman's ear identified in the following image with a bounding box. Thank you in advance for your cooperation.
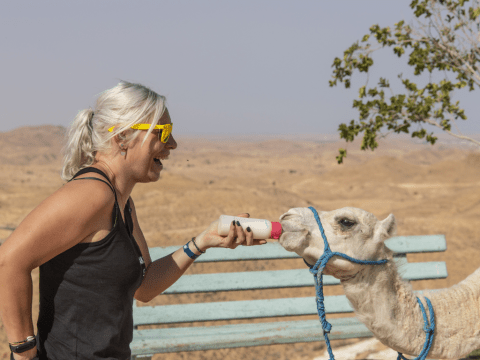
[114,131,128,146]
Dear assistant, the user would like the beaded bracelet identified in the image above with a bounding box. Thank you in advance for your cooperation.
[191,237,205,254]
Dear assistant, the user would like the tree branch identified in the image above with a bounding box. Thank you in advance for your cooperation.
[423,117,480,146]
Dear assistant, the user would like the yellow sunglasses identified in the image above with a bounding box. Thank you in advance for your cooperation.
[108,123,173,143]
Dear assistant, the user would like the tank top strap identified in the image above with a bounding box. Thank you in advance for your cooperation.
[69,167,118,203]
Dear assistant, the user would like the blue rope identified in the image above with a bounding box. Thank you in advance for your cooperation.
[396,297,435,360]
[306,206,435,360]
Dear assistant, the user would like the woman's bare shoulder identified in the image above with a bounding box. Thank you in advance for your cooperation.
[0,178,116,270]
[44,177,116,218]
[60,175,116,202]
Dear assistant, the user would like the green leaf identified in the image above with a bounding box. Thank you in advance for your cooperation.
[393,46,405,57]
[469,7,480,20]
[368,88,379,97]
[378,78,390,88]
[359,86,366,98]
[336,149,347,164]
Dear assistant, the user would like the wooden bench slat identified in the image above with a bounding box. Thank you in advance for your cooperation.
[148,235,446,262]
[385,235,447,253]
[131,318,373,355]
[162,261,447,294]
[134,289,444,326]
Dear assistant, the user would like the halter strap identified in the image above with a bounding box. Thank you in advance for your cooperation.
[308,206,388,275]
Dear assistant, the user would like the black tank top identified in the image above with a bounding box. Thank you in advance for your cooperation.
[37,167,146,360]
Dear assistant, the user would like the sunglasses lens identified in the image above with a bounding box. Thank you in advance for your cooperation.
[161,125,172,143]
[159,131,169,143]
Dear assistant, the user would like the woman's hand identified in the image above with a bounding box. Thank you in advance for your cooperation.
[195,213,267,251]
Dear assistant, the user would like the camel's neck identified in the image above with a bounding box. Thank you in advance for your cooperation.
[341,259,427,355]
[341,259,480,359]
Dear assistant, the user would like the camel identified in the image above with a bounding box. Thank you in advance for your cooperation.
[278,207,480,359]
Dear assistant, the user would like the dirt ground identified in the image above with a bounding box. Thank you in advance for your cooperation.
[0,126,479,359]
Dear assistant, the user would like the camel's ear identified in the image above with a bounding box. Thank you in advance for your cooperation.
[377,214,397,242]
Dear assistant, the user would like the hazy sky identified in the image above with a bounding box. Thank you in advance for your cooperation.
[1,1,478,135]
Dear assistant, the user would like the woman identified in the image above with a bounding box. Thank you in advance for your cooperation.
[0,81,266,360]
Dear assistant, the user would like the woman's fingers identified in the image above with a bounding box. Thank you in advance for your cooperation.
[235,221,246,245]
[200,213,268,250]
[245,226,254,246]
[214,213,264,249]
[234,213,250,245]
[224,220,237,248]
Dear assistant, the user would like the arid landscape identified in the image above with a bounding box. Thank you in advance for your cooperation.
[0,125,479,359]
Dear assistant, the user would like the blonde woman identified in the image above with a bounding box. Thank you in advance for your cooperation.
[0,81,264,360]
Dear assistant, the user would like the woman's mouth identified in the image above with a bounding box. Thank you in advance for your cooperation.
[154,154,169,167]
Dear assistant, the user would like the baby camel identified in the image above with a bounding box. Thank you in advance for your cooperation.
[278,207,480,359]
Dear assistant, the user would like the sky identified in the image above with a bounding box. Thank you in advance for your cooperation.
[0,1,478,136]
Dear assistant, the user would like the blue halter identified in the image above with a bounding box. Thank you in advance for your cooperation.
[306,206,435,360]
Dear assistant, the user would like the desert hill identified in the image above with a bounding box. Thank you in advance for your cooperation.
[0,125,479,359]
[0,125,66,166]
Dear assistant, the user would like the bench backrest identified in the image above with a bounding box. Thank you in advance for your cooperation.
[133,235,448,326]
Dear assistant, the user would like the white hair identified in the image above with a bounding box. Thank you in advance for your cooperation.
[61,81,166,181]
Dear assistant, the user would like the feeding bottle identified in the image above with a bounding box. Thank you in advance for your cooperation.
[217,215,282,240]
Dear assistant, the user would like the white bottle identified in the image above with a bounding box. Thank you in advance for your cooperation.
[217,215,282,240]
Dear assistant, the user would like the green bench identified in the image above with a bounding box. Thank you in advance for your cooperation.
[130,235,448,359]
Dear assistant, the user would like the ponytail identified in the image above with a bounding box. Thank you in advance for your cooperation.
[61,109,95,181]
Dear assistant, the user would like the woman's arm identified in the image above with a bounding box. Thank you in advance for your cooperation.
[130,197,208,302]
[130,198,257,303]
[133,245,198,303]
[0,181,115,359]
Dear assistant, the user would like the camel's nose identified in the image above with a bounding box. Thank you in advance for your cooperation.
[279,210,304,234]
[280,213,298,222]
[279,208,301,221]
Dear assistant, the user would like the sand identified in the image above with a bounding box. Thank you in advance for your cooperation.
[0,126,479,359]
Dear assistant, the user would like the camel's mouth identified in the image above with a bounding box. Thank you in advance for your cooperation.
[277,229,309,251]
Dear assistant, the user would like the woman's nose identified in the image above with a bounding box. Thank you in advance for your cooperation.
[167,134,177,149]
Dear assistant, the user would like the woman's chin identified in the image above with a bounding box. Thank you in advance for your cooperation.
[138,169,162,183]
[154,160,163,171]
[150,170,162,181]
[151,161,163,177]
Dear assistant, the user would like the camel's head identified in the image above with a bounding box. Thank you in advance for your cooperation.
[278,207,396,280]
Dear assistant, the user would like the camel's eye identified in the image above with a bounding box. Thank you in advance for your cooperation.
[339,219,355,228]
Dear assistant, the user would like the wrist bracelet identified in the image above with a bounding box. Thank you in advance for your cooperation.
[183,242,199,260]
[191,237,205,254]
[9,336,35,346]
[9,336,36,354]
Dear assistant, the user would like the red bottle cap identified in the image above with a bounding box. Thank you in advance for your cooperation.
[270,222,282,240]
